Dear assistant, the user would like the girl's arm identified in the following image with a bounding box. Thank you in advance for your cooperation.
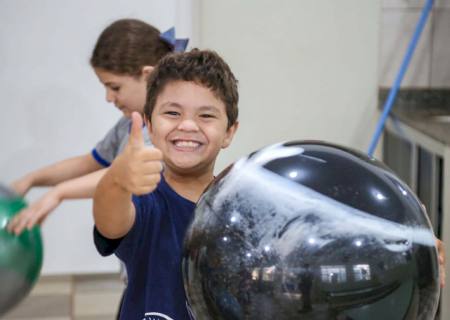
[8,168,108,235]
[11,153,103,196]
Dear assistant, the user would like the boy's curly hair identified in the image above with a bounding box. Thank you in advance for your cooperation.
[144,49,238,128]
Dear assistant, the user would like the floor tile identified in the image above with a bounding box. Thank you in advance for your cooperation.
[2,294,71,319]
[73,292,121,317]
[74,273,124,293]
[29,275,73,296]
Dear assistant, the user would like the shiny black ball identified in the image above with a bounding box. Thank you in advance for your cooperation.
[183,141,440,320]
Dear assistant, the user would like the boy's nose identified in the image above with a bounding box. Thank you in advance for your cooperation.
[177,118,199,131]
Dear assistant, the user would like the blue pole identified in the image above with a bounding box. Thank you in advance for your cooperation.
[368,0,434,156]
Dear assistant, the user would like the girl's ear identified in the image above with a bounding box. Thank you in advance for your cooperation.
[141,66,154,79]
[144,115,153,135]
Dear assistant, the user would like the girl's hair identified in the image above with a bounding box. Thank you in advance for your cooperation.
[90,19,173,77]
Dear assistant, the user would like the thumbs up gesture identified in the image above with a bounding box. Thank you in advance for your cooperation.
[110,112,163,195]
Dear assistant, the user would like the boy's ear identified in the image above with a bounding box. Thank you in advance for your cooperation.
[222,121,239,149]
[141,66,154,79]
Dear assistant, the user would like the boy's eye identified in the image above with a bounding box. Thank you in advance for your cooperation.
[165,111,180,116]
[200,114,215,119]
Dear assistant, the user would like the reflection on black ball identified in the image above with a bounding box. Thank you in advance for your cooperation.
[183,141,440,320]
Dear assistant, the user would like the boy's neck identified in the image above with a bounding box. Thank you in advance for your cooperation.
[163,169,214,203]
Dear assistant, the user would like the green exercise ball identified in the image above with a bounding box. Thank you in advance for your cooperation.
[0,184,43,316]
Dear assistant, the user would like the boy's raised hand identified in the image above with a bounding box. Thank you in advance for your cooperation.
[110,112,163,195]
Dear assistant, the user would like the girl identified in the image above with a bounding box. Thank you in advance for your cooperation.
[8,18,187,319]
[8,19,187,234]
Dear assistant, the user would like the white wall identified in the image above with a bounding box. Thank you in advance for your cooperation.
[380,0,450,88]
[1,0,379,274]
[0,0,185,274]
[195,0,381,172]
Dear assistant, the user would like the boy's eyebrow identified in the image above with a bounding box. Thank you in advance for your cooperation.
[198,105,221,113]
[160,102,182,108]
[160,102,221,113]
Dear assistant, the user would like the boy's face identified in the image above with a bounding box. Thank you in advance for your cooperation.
[94,67,151,118]
[147,80,238,176]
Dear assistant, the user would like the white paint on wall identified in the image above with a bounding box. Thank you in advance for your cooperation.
[196,0,380,172]
[1,0,379,275]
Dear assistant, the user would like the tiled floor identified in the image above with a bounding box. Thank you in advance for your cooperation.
[2,273,124,320]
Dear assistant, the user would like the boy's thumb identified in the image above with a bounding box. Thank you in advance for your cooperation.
[128,112,144,148]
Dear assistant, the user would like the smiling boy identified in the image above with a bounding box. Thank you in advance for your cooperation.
[93,49,239,320]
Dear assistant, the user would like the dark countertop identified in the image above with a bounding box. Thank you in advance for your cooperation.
[379,89,450,145]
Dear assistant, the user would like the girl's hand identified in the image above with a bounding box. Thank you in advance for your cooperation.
[10,176,33,197]
[7,188,62,235]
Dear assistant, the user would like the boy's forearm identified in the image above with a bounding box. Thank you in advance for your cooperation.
[93,169,135,239]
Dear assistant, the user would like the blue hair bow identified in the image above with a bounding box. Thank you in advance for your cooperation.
[160,27,189,52]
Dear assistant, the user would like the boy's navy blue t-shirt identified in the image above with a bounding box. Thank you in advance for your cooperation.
[94,176,196,320]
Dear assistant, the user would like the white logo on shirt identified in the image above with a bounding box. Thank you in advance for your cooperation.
[143,312,174,320]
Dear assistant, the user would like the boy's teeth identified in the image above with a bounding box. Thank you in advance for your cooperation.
[175,141,200,148]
